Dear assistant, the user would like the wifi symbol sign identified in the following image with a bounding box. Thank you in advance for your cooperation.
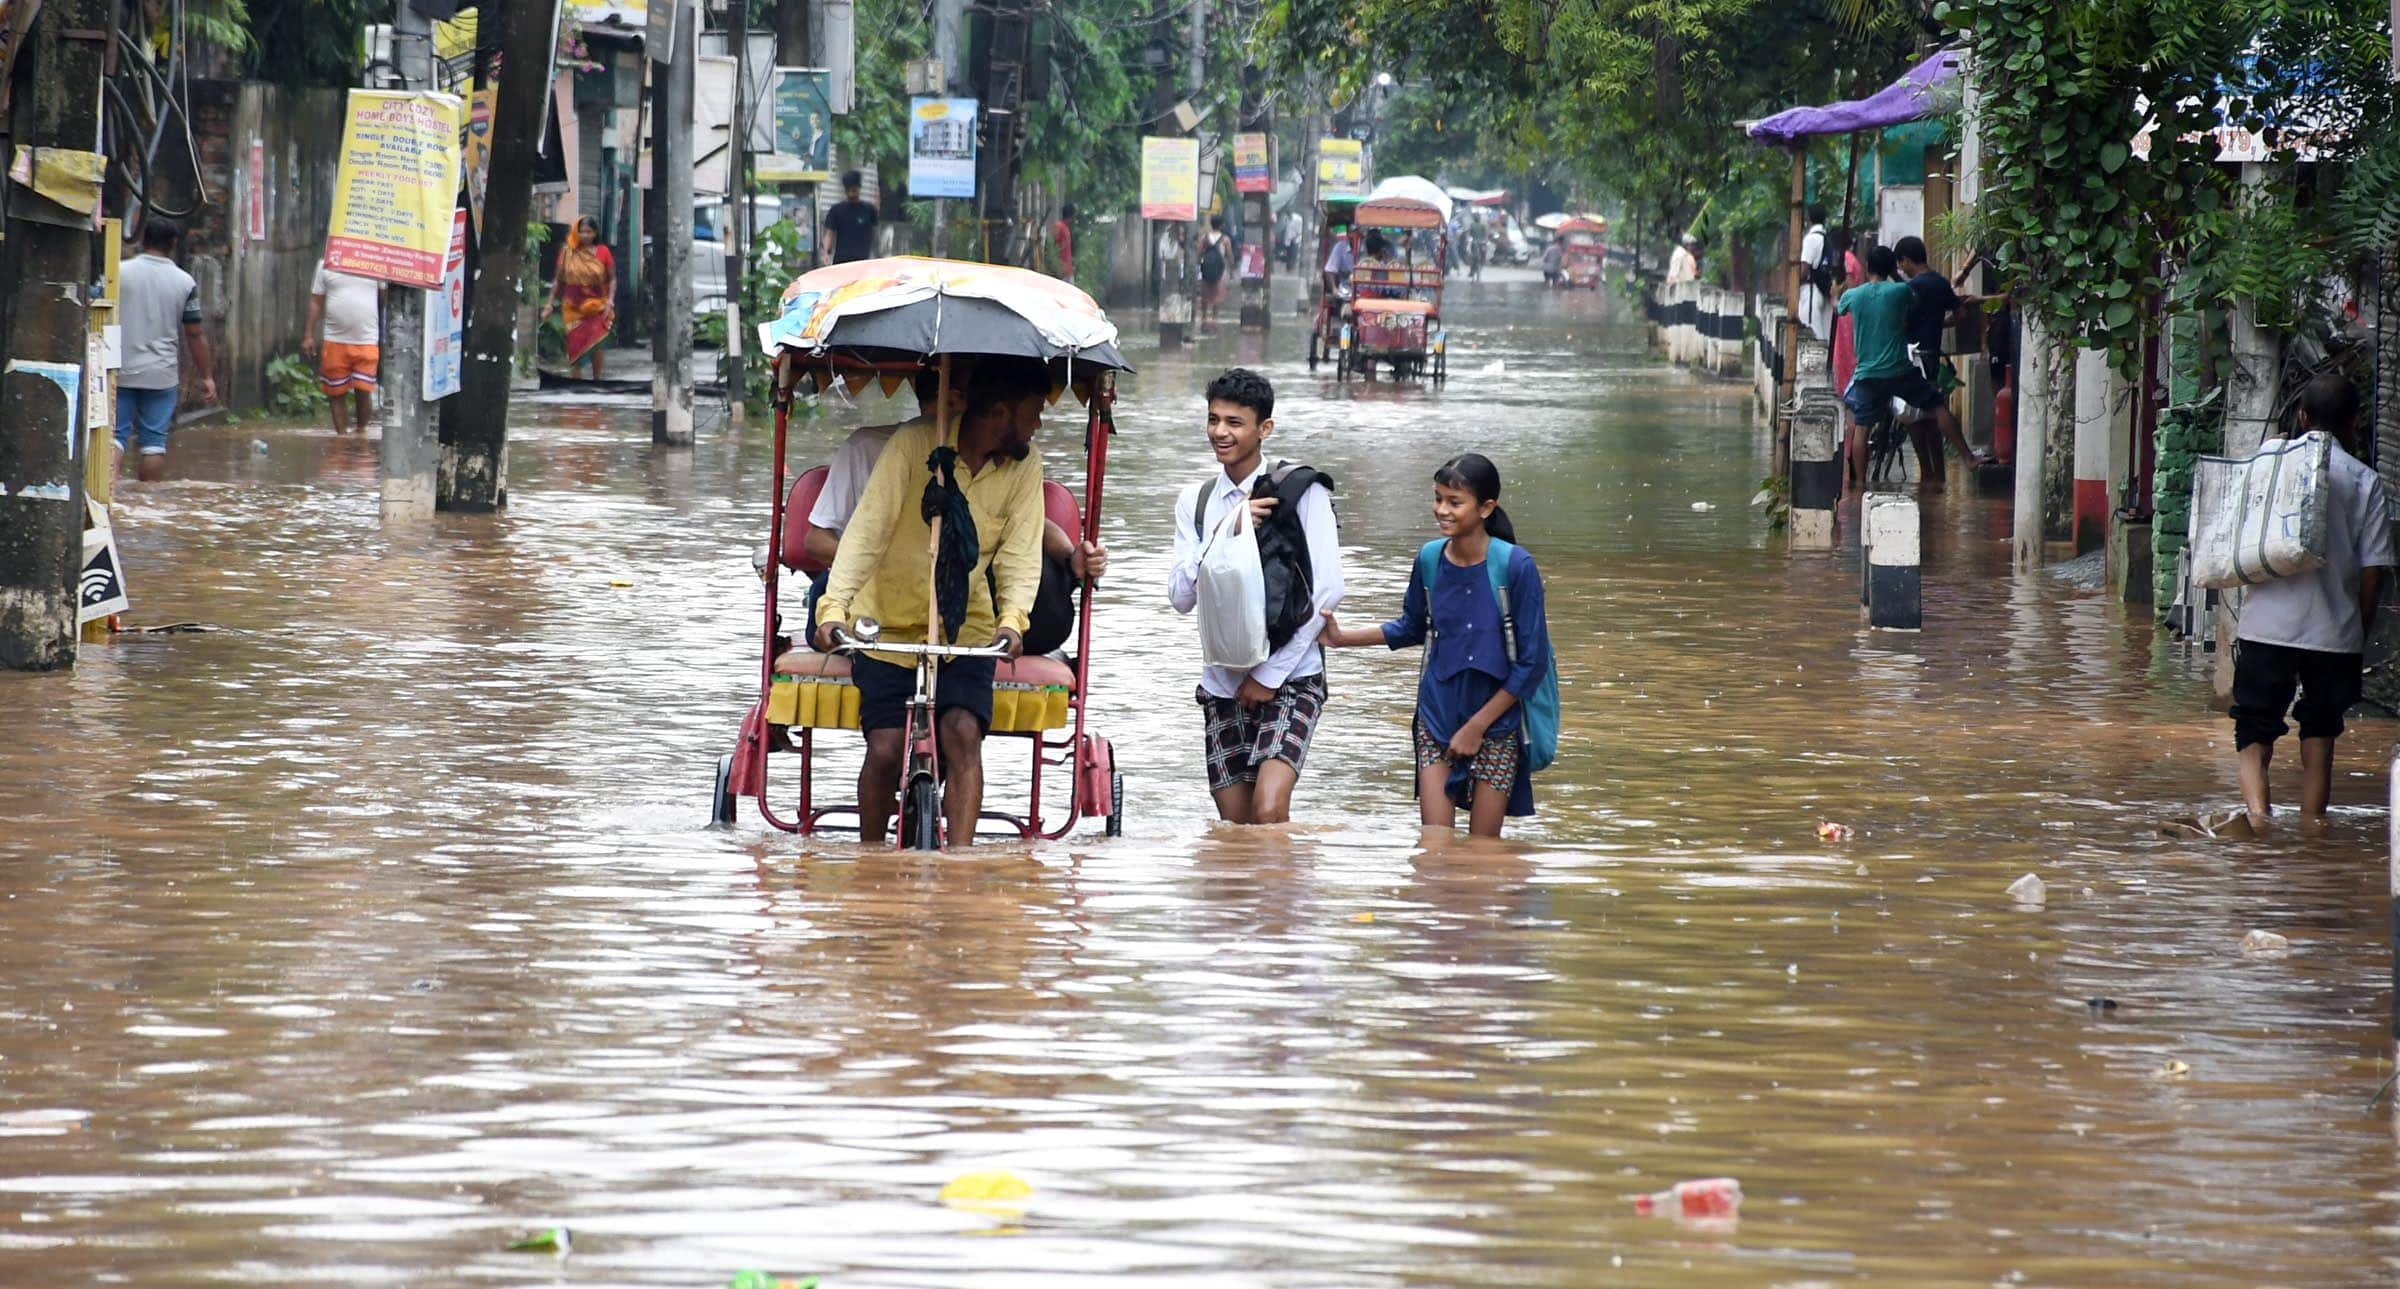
[80,564,117,607]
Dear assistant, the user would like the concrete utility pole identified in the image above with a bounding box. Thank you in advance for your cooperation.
[1237,73,1270,331]
[382,0,438,522]
[1151,0,1188,347]
[0,0,105,670]
[444,0,560,507]
[932,0,963,258]
[648,0,696,445]
[725,0,750,425]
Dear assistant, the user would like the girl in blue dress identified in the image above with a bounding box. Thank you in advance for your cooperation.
[1324,454,1551,837]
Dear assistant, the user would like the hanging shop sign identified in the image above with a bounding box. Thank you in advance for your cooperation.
[326,90,466,288]
[1139,136,1199,221]
[907,97,978,199]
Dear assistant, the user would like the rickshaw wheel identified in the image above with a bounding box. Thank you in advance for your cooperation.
[1104,771,1125,837]
[900,774,942,850]
[710,754,737,827]
[1307,332,1320,371]
[1334,342,1350,382]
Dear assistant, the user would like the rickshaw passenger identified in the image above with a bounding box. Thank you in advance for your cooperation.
[1321,222,1356,297]
[1355,231,1404,298]
[812,358,1053,846]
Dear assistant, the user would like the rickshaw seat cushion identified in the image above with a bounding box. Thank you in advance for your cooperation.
[1043,479,1081,541]
[779,465,833,573]
[765,649,1076,732]
[1352,297,1434,316]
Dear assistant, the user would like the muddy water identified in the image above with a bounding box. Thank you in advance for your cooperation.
[2,276,2396,1286]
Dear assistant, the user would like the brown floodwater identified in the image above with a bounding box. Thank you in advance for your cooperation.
[3,273,2396,1286]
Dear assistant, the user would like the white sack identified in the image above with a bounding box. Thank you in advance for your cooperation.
[2190,431,2332,590]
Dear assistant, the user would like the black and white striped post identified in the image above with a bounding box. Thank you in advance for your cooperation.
[1789,393,1841,550]
[1863,491,1922,631]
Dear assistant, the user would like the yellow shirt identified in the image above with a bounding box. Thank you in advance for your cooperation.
[815,417,1044,665]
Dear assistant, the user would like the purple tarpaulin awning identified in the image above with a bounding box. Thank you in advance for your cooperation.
[1746,49,1962,144]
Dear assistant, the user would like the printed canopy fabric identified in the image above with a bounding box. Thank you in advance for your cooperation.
[1746,49,1962,144]
[767,256,1125,365]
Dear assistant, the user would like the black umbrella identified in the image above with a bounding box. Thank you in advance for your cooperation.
[920,443,980,644]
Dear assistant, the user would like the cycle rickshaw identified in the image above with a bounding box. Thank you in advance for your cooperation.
[1336,176,1452,385]
[712,256,1131,849]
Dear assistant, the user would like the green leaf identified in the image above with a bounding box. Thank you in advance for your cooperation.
[2105,301,2135,329]
[2099,142,2128,173]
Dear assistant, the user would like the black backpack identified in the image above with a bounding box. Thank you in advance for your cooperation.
[1191,462,1336,652]
[1808,228,1841,293]
[1200,236,1227,282]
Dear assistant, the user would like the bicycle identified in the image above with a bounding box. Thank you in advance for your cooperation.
[824,618,1015,851]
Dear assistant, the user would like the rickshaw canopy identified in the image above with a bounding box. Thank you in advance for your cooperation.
[765,256,1129,371]
[1356,175,1454,229]
[1557,216,1608,236]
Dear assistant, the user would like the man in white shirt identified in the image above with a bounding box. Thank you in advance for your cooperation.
[304,257,385,434]
[1168,368,1344,825]
[1795,207,1833,341]
[2229,374,2395,826]
[1666,233,1700,284]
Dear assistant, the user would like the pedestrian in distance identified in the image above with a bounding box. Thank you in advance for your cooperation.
[1892,235,2000,486]
[114,218,216,482]
[2227,374,2395,829]
[304,253,384,435]
[1797,205,1834,341]
[1198,214,1232,333]
[1540,237,1563,288]
[1044,202,1076,281]
[1834,245,1963,492]
[542,215,616,379]
[823,170,879,265]
[1168,368,1345,827]
[1322,454,1556,839]
[1666,232,1700,285]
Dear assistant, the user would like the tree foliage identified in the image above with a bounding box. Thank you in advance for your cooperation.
[1943,0,2400,362]
[1258,0,1923,258]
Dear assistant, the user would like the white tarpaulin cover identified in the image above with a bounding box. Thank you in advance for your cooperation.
[2189,431,2332,589]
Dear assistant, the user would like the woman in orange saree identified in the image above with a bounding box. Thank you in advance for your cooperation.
[543,215,617,377]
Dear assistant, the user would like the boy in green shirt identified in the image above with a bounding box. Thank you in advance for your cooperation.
[1835,245,1944,490]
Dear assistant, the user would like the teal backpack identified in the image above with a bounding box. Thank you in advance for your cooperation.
[1412,537,1561,773]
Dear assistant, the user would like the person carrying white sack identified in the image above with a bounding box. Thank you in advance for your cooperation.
[2228,374,2394,827]
[1168,368,1344,826]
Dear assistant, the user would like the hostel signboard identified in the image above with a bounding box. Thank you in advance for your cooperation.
[326,90,465,288]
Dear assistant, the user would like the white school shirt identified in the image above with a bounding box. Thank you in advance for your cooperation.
[807,416,923,533]
[1167,463,1345,699]
[1797,224,1832,341]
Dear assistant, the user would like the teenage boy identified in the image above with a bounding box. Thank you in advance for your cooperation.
[812,358,1051,846]
[1892,235,1998,486]
[2229,375,2395,827]
[304,252,384,434]
[1168,368,1345,825]
[1836,245,1961,491]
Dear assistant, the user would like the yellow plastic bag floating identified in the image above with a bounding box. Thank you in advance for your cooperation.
[940,1168,1032,1214]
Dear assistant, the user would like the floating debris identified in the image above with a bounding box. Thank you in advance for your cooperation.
[2006,873,2046,908]
[2239,929,2291,959]
[506,1227,570,1255]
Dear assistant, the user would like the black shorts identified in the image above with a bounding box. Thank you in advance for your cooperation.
[850,652,997,735]
[2230,639,2363,750]
[1843,370,1944,427]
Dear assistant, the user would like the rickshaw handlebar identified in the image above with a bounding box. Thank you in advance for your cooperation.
[826,627,1014,661]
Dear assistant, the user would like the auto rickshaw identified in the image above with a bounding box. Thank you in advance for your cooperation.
[1335,175,1452,385]
[1558,215,1607,289]
[713,256,1130,848]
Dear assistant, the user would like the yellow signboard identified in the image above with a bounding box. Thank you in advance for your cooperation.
[327,90,466,288]
[1140,136,1199,221]
[1317,137,1366,199]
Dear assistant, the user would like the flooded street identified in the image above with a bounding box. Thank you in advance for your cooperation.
[5,275,2397,1285]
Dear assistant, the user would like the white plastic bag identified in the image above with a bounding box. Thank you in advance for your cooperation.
[1196,502,1269,669]
[2189,431,2332,589]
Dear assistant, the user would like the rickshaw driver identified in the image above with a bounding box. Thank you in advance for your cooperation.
[812,358,1054,845]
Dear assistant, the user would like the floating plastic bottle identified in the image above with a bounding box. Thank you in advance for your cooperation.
[1632,1177,1741,1220]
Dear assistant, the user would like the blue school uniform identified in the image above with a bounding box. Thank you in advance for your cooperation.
[1380,541,1550,815]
